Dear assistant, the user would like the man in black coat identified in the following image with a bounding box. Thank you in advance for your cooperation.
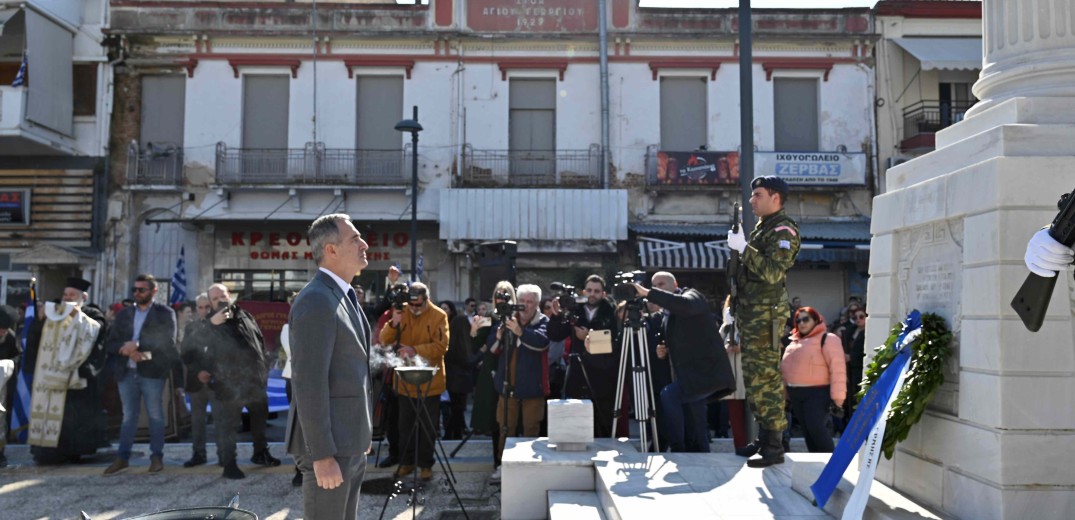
[633,272,735,453]
[564,274,620,438]
[0,306,18,467]
[103,274,177,474]
[179,293,213,467]
[197,282,278,479]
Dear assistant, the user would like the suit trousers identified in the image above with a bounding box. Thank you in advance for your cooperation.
[298,453,366,520]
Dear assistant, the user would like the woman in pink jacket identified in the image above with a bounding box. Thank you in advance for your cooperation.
[781,306,846,453]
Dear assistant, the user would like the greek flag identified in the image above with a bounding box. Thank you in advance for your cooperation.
[169,246,187,306]
[11,52,26,87]
[10,280,35,442]
[416,254,424,280]
[810,310,922,516]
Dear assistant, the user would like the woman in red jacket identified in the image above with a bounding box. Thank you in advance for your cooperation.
[780,306,846,453]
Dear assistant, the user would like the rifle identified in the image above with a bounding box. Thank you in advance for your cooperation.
[1011,189,1075,331]
[726,203,742,345]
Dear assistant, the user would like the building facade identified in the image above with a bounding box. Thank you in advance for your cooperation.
[106,0,879,319]
[0,0,111,304]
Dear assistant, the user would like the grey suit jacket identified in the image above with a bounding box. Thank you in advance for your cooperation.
[285,270,373,460]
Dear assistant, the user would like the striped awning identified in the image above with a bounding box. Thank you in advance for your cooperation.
[637,236,732,271]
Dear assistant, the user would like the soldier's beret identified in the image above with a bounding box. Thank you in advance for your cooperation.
[751,176,789,199]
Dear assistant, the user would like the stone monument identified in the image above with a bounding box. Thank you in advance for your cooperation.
[868,1,1075,518]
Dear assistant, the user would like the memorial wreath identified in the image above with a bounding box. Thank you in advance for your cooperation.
[857,312,953,459]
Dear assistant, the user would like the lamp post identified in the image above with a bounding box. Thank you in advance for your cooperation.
[395,106,423,282]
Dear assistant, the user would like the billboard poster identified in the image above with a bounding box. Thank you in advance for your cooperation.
[655,151,740,185]
[755,152,867,186]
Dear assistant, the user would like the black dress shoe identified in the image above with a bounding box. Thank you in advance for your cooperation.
[250,449,281,467]
[183,454,208,468]
[222,461,246,480]
[292,468,303,487]
[376,455,398,469]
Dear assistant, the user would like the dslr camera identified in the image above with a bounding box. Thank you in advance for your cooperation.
[493,289,525,322]
[549,281,586,324]
[386,283,410,311]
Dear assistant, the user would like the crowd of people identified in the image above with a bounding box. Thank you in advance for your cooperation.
[0,183,872,503]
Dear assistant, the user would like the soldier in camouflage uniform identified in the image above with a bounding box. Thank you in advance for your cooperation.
[726,176,800,468]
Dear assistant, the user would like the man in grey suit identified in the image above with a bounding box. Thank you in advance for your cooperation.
[287,213,373,519]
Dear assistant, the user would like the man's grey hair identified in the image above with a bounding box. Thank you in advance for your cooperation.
[516,284,542,301]
[308,213,353,266]
[195,293,208,304]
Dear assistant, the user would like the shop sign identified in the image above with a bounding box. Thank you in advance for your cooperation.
[655,151,740,185]
[0,189,30,225]
[467,0,598,32]
[755,152,867,186]
[216,225,412,269]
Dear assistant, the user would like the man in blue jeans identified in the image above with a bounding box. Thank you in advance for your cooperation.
[103,274,177,475]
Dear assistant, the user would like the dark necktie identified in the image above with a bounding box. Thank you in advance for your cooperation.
[347,289,359,311]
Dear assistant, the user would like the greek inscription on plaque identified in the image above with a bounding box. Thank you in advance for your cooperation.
[468,0,598,32]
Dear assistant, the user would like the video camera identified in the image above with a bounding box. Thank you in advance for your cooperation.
[549,281,586,324]
[612,270,647,301]
[386,283,409,311]
[493,289,525,322]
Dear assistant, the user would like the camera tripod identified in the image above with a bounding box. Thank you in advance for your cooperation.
[560,351,606,429]
[611,301,660,453]
[378,372,469,520]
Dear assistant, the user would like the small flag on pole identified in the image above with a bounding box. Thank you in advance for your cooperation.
[11,52,26,87]
[169,246,187,306]
[10,279,35,442]
[416,254,424,280]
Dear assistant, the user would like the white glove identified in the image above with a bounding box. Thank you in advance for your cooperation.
[722,306,734,326]
[1025,228,1074,277]
[727,228,746,254]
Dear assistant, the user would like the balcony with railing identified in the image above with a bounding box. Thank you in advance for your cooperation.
[214,142,406,186]
[127,140,183,187]
[459,144,602,188]
[901,99,976,151]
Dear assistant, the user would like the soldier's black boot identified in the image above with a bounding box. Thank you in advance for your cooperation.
[746,430,785,468]
[735,427,765,458]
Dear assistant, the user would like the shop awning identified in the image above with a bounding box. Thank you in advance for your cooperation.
[629,222,726,238]
[637,236,731,270]
[892,37,982,71]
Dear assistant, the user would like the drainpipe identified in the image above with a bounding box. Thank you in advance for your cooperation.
[599,0,610,188]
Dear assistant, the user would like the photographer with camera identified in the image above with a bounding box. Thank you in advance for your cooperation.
[542,287,575,400]
[371,282,411,470]
[563,275,620,438]
[630,272,735,453]
[486,283,549,482]
[379,282,449,482]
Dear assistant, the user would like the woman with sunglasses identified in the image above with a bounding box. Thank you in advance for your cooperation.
[780,306,846,453]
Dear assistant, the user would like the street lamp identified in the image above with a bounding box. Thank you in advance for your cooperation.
[395,106,423,282]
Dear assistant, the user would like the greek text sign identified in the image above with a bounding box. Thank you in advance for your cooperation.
[755,152,867,186]
[467,0,598,32]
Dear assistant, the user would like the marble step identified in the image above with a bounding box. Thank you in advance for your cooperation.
[787,454,953,520]
[548,490,607,520]
[937,97,1075,149]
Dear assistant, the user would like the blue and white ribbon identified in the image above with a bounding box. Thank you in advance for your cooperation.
[810,310,923,514]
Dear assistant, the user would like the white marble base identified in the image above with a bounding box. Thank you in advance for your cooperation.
[787,453,945,520]
[868,95,1075,519]
[501,437,633,520]
[548,399,595,452]
[548,491,607,520]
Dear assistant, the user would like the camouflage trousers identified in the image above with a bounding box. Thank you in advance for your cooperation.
[737,303,788,431]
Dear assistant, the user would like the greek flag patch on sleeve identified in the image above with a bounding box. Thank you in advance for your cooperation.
[779,240,791,250]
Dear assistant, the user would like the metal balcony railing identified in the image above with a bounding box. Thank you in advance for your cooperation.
[902,100,976,140]
[214,142,406,185]
[460,144,602,188]
[127,140,183,186]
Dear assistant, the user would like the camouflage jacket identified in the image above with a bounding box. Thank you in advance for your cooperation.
[735,209,801,306]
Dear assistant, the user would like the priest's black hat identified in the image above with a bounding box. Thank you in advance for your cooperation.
[66,277,92,292]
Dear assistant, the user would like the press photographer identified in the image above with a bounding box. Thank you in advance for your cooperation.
[563,274,620,438]
[544,283,579,399]
[629,272,735,453]
[379,282,449,482]
[486,283,549,482]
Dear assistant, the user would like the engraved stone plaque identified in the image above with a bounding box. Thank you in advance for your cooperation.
[896,220,963,415]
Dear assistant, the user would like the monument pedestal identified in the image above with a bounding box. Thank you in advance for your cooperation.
[869,95,1075,519]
